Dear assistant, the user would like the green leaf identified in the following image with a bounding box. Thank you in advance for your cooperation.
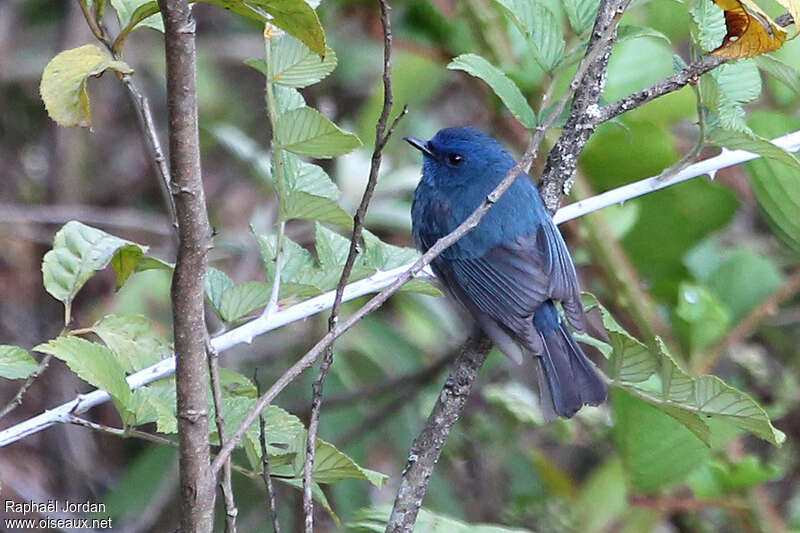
[492,0,565,71]
[755,54,800,94]
[91,314,171,373]
[201,0,325,56]
[347,505,532,532]
[219,281,272,321]
[711,61,762,132]
[708,129,800,172]
[111,0,163,33]
[283,192,354,226]
[690,0,726,52]
[218,368,258,398]
[277,152,353,225]
[40,44,133,128]
[275,106,362,158]
[448,54,536,128]
[562,0,601,34]
[35,336,131,408]
[707,249,783,322]
[688,457,781,498]
[42,221,149,306]
[273,84,307,114]
[675,283,730,352]
[0,345,39,380]
[311,440,387,487]
[271,34,337,88]
[613,388,712,492]
[584,294,785,447]
[746,111,800,253]
[255,230,315,283]
[205,266,235,318]
[124,381,177,433]
[314,223,351,268]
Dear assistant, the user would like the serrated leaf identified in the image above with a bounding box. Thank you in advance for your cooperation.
[709,60,762,132]
[271,34,337,88]
[40,44,133,128]
[314,223,351,267]
[255,230,315,283]
[584,293,785,447]
[42,221,149,306]
[448,54,536,128]
[283,192,353,226]
[0,345,39,380]
[205,266,235,319]
[219,281,272,321]
[273,84,307,114]
[124,381,177,433]
[35,336,131,408]
[281,152,340,199]
[92,314,171,373]
[275,106,362,158]
[561,0,601,34]
[493,0,565,71]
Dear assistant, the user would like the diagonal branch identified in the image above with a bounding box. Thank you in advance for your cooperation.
[302,1,403,529]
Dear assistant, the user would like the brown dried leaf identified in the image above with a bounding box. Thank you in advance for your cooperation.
[711,0,787,59]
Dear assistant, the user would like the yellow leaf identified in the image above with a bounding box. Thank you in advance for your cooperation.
[40,44,133,128]
[711,0,787,58]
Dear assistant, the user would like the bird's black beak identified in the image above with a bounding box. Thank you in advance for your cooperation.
[404,137,435,158]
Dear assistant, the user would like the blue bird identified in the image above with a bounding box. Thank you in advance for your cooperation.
[406,127,608,419]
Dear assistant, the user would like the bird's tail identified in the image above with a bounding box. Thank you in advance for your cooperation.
[532,301,608,419]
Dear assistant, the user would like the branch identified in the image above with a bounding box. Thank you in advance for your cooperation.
[0,355,52,421]
[303,1,402,528]
[385,331,493,532]
[256,371,282,533]
[2,129,798,448]
[208,343,238,533]
[595,12,796,126]
[538,0,630,212]
[157,0,215,530]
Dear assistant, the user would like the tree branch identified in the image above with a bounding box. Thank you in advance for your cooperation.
[157,0,215,530]
[208,342,238,533]
[256,371,282,533]
[385,331,493,532]
[303,1,402,528]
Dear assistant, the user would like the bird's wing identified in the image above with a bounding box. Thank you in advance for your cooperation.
[437,223,586,336]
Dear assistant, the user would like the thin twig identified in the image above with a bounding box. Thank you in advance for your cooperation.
[303,0,403,527]
[696,267,800,374]
[74,0,177,233]
[256,371,281,533]
[208,342,238,533]
[0,355,52,421]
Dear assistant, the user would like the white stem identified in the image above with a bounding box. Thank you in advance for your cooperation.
[1,129,798,448]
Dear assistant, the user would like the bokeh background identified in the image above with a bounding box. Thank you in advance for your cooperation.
[1,0,799,531]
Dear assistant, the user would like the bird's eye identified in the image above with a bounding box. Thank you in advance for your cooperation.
[448,153,464,166]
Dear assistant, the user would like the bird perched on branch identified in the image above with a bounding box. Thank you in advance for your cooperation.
[406,127,607,419]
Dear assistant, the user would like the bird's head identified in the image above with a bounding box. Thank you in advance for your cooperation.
[405,127,515,188]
